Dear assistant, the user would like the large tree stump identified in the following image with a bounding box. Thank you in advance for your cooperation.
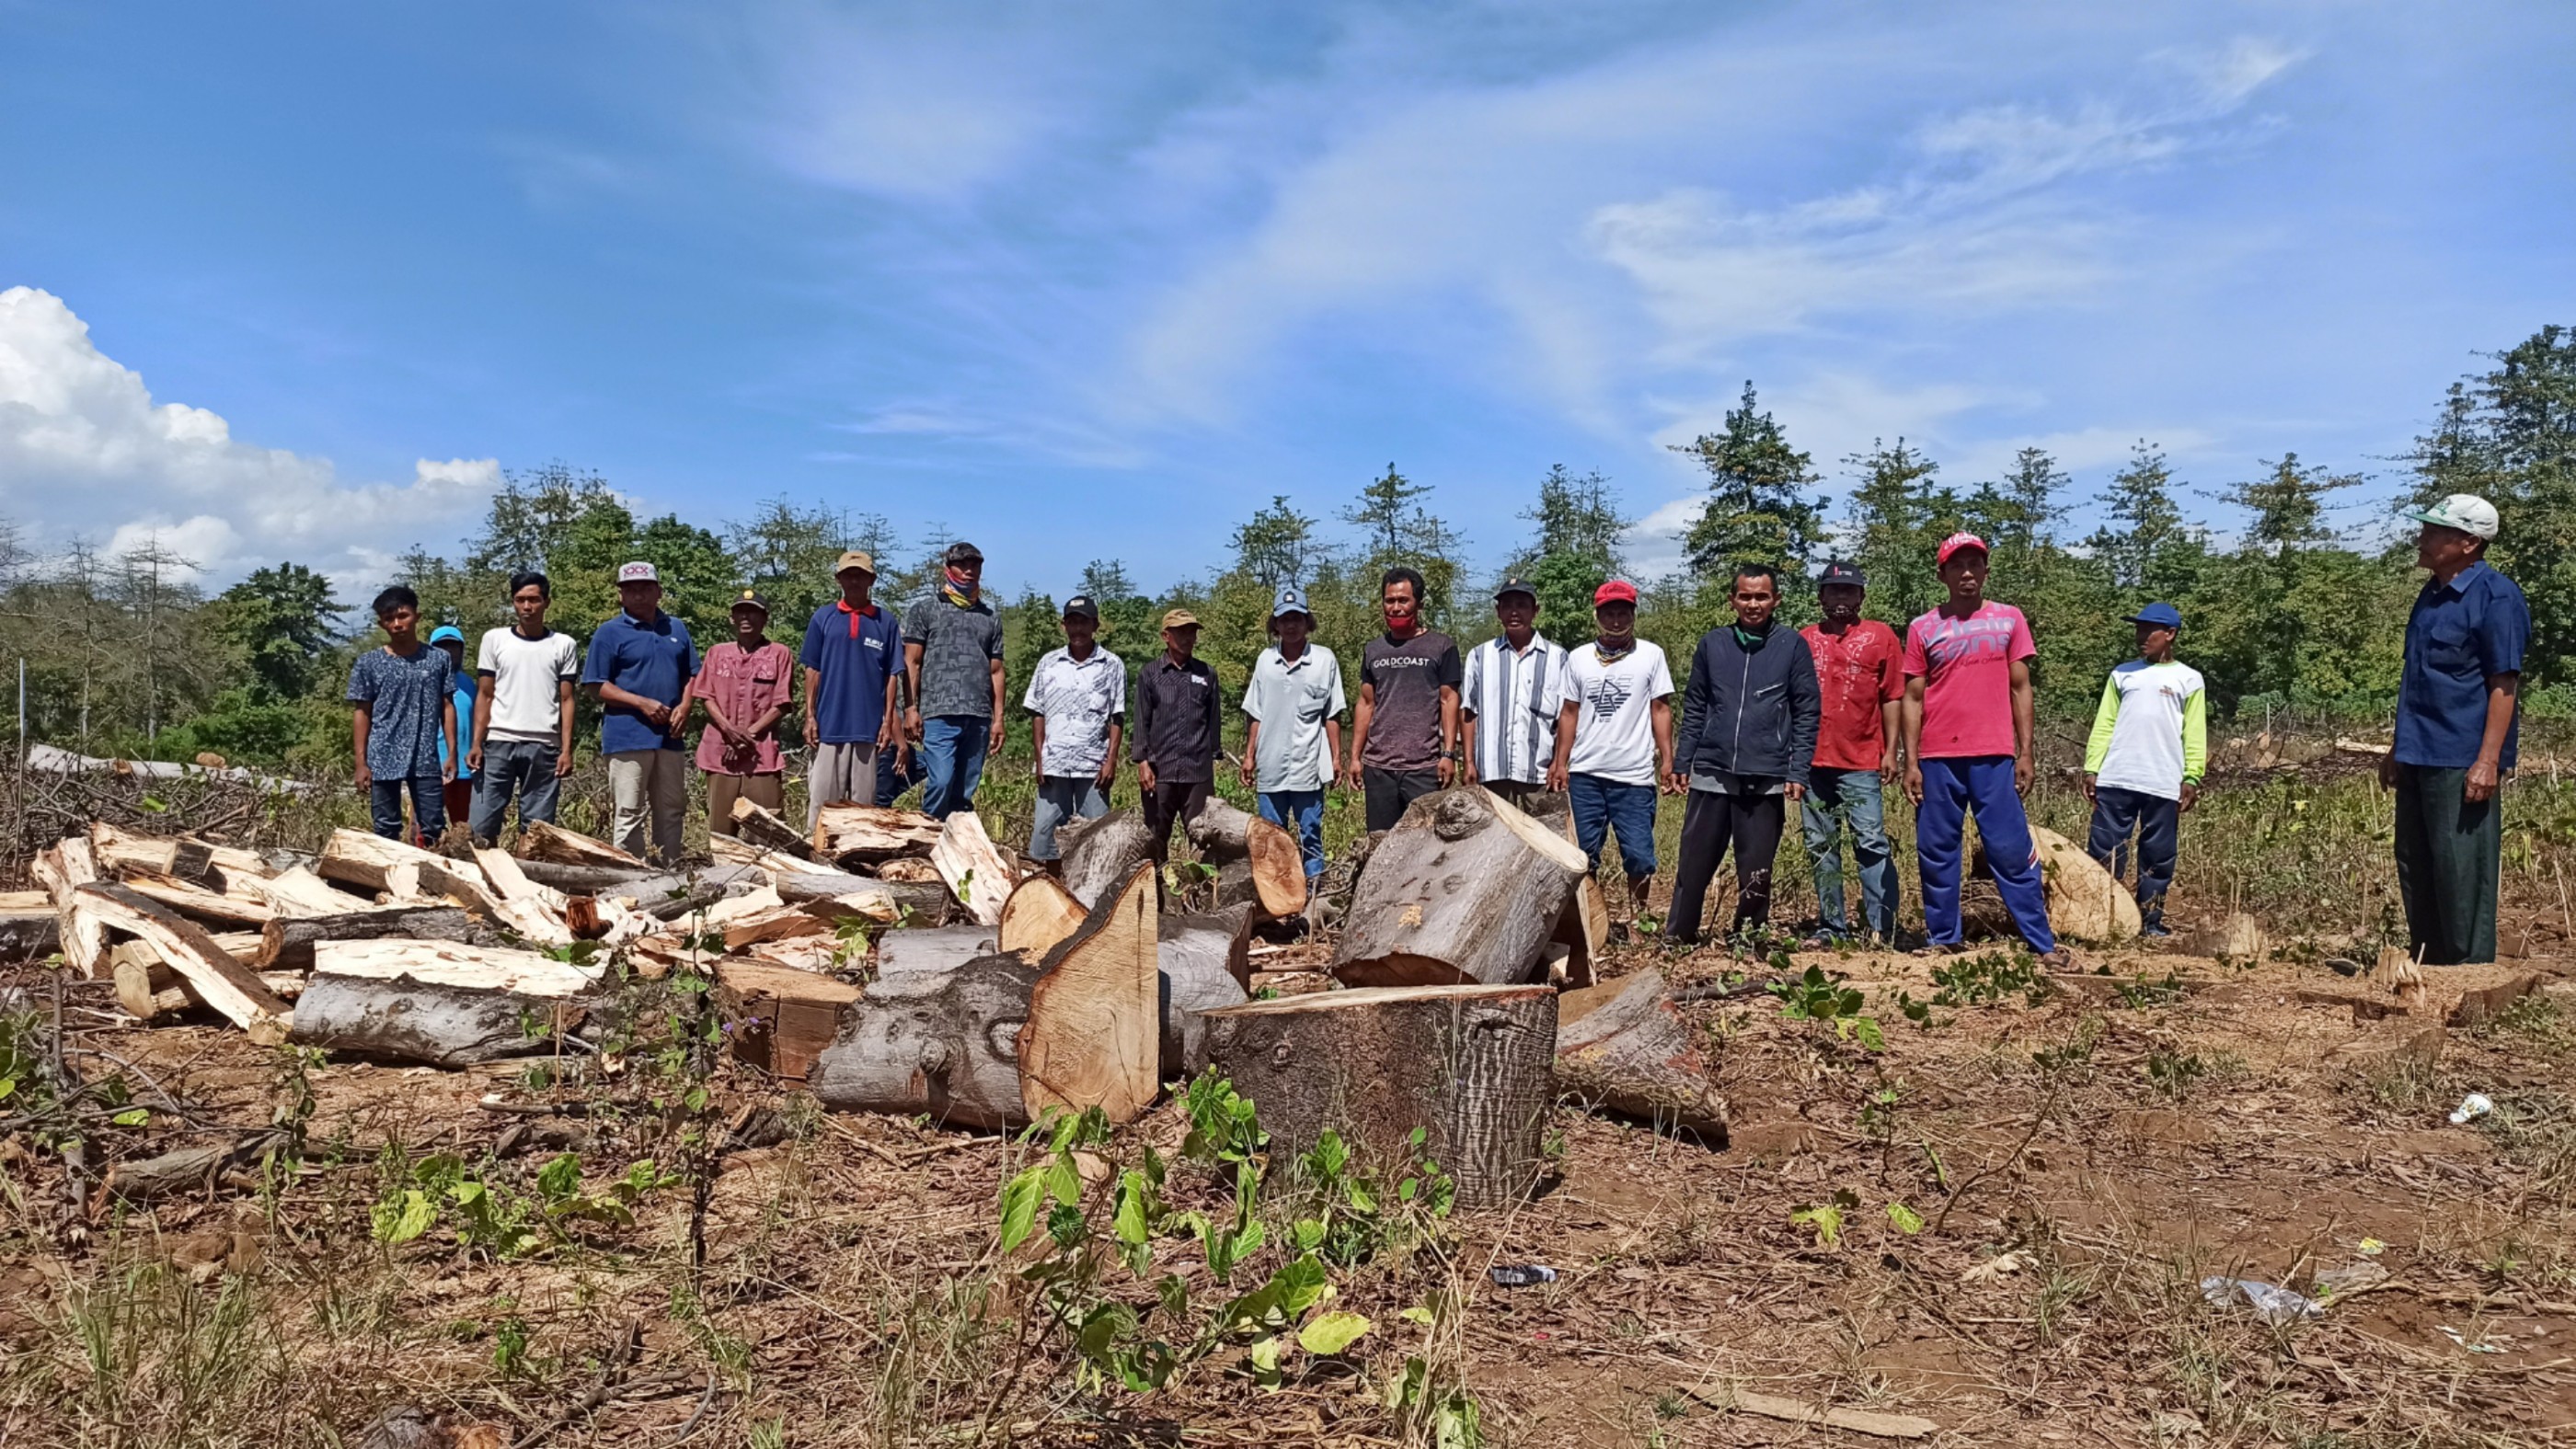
[255,905,475,972]
[1057,810,1156,912]
[1018,864,1160,1125]
[807,952,1043,1129]
[1184,801,1309,918]
[1202,983,1558,1211]
[291,939,605,1065]
[76,883,292,1042]
[999,874,1088,959]
[1554,969,1728,1144]
[1159,907,1252,1078]
[933,811,1017,926]
[1331,787,1589,988]
[810,803,944,865]
[1972,822,2140,944]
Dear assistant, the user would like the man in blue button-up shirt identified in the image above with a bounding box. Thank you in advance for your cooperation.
[582,561,699,863]
[2383,494,2528,964]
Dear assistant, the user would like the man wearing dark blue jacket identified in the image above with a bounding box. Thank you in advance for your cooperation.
[1665,564,1821,946]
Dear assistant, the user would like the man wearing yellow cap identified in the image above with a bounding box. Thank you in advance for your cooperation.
[799,549,903,831]
[1131,607,1223,864]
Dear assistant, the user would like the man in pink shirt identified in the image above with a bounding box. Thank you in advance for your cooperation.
[1798,561,1904,946]
[689,590,796,835]
[1899,535,2066,964]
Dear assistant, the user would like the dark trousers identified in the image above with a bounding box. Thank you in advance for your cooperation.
[370,775,445,843]
[1363,767,1441,834]
[2086,785,2179,909]
[874,743,925,808]
[1916,756,2056,953]
[1139,776,1213,862]
[1668,788,1786,943]
[2393,764,2501,964]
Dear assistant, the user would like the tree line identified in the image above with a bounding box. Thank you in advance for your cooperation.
[5,325,2570,770]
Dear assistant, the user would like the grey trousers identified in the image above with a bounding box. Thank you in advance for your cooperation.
[807,741,880,830]
[606,747,688,863]
[1029,776,1110,861]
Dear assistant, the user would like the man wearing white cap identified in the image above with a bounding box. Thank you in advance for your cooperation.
[581,561,698,862]
[2386,493,2528,964]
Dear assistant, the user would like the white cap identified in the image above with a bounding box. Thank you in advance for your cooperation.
[2404,494,2499,541]
[616,560,661,584]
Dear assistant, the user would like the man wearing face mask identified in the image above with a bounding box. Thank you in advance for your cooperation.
[1665,563,1820,947]
[903,542,1007,821]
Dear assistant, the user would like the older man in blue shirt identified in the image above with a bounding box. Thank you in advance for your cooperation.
[2383,494,2529,964]
[582,561,698,863]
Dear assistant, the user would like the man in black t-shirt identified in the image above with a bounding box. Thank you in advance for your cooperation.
[1344,566,1462,834]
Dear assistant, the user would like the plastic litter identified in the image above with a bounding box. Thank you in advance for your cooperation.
[2200,1275,2324,1325]
[2356,1236,2386,1256]
[1488,1265,1558,1287]
[2448,1093,2495,1125]
[2438,1325,2503,1353]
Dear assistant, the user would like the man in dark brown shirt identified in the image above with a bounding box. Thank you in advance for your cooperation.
[1132,608,1224,862]
[1344,567,1462,834]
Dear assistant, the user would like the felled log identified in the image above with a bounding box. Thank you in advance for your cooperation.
[932,811,1016,926]
[0,903,60,962]
[707,833,811,878]
[90,822,272,883]
[774,873,952,926]
[810,803,942,866]
[106,1133,282,1202]
[877,925,1001,976]
[492,897,576,949]
[1331,787,1589,989]
[808,952,1043,1128]
[473,846,563,907]
[510,859,665,894]
[34,839,110,978]
[1159,907,1252,1077]
[255,866,370,917]
[1202,983,1558,1210]
[255,905,475,972]
[115,956,303,1021]
[1183,800,1308,918]
[316,828,455,894]
[1057,810,1155,911]
[730,798,816,860]
[291,939,605,1066]
[116,871,276,926]
[1018,864,1160,1125]
[715,959,861,1081]
[75,883,291,1042]
[875,857,943,884]
[998,874,1088,959]
[1553,969,1728,1144]
[514,821,645,869]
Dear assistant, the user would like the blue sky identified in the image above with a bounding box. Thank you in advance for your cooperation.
[2,1,2570,597]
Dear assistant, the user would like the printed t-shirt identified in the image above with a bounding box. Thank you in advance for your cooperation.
[904,596,1005,720]
[693,639,795,776]
[1558,641,1673,787]
[1023,645,1127,776]
[1902,603,2034,759]
[476,627,581,742]
[581,610,698,754]
[1242,643,1346,793]
[1358,629,1462,773]
[347,644,454,779]
[2085,659,2207,799]
[800,600,902,745]
[1800,619,1903,770]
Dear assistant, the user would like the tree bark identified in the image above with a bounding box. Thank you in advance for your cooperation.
[1202,983,1558,1211]
[1159,907,1252,1078]
[0,908,60,962]
[877,924,1003,976]
[503,858,663,894]
[1331,787,1588,988]
[1057,810,1156,911]
[730,798,816,860]
[932,810,1017,926]
[1554,968,1728,1144]
[89,822,271,882]
[773,873,952,926]
[75,883,293,1042]
[291,938,605,1065]
[256,905,475,972]
[810,803,943,866]
[1018,863,1160,1125]
[714,959,861,1082]
[1184,801,1308,918]
[34,839,110,979]
[807,951,1042,1129]
[514,820,646,869]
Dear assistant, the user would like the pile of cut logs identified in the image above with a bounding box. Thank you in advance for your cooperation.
[20,785,1729,1211]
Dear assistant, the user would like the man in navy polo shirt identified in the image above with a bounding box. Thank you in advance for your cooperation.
[801,549,903,830]
[2383,493,2529,965]
[582,561,698,862]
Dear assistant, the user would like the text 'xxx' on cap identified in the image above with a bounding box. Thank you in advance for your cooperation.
[1492,576,1537,602]
[1817,560,1868,590]
[1062,595,1100,621]
[616,560,661,584]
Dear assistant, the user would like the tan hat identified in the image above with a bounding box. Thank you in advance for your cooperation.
[1161,608,1200,630]
[834,549,877,576]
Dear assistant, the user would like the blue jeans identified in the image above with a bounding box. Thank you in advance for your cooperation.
[370,774,445,843]
[1804,766,1898,938]
[1029,776,1110,861]
[918,717,992,821]
[1568,774,1658,880]
[468,738,561,843]
[1915,756,2055,953]
[1257,789,1327,880]
[875,742,925,808]
[2087,785,2179,910]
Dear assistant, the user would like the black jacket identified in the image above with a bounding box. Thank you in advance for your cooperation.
[1673,624,1821,785]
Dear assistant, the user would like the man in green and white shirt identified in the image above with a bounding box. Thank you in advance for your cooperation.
[2082,602,2206,937]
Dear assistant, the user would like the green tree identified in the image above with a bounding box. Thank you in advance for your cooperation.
[1840,439,1947,627]
[2087,443,2189,592]
[729,499,894,631]
[1077,558,1157,659]
[2226,454,2359,552]
[1674,382,1827,580]
[1340,465,1466,627]
[1229,496,1321,596]
[1511,465,1628,640]
[631,513,745,646]
[214,563,342,704]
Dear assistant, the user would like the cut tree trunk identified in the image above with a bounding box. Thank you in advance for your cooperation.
[1159,907,1252,1077]
[810,803,942,866]
[115,957,303,1021]
[75,883,292,1042]
[116,872,275,926]
[1550,877,1610,990]
[730,799,816,860]
[1057,810,1155,911]
[510,859,664,894]
[998,874,1088,959]
[90,822,272,882]
[255,866,369,917]
[0,907,58,962]
[932,811,1017,926]
[1202,983,1558,1211]
[1553,969,1728,1144]
[807,952,1043,1129]
[1184,801,1308,918]
[291,939,605,1066]
[34,839,110,978]
[775,874,953,926]
[473,846,564,907]
[707,834,813,879]
[316,828,454,893]
[877,925,1003,976]
[875,857,943,884]
[1331,787,1588,988]
[715,959,861,1081]
[255,905,475,972]
[1018,864,1160,1125]
[514,821,645,869]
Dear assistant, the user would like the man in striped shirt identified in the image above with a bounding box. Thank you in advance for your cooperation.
[1460,577,1567,807]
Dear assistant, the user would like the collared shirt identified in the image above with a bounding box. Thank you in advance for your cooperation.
[1460,632,1565,787]
[1242,643,1347,793]
[1800,619,1903,770]
[800,600,903,745]
[2085,660,2207,799]
[693,639,795,776]
[2397,561,2529,769]
[581,610,697,754]
[1024,645,1127,777]
[903,594,1004,719]
[1133,654,1223,782]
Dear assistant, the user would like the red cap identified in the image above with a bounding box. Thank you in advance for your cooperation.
[1935,533,1989,566]
[1593,579,1639,606]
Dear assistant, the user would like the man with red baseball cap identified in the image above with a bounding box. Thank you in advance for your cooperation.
[1899,534,2067,965]
[1547,579,1677,926]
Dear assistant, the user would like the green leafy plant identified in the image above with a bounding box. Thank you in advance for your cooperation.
[1926,949,2052,1007]
[1770,965,1883,1050]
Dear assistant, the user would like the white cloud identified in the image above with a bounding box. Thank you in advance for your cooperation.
[0,286,498,582]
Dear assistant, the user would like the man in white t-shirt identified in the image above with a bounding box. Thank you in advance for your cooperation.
[2082,602,2205,938]
[1545,580,1676,919]
[467,569,581,845]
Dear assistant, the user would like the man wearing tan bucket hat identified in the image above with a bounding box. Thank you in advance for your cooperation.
[1131,606,1223,864]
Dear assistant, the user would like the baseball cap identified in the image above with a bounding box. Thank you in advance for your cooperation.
[1593,579,1639,606]
[1161,608,1200,629]
[731,589,771,615]
[1062,594,1100,621]
[427,626,465,646]
[2124,602,2183,630]
[1817,560,1867,590]
[1493,576,1537,602]
[1935,533,1989,566]
[1271,585,1312,619]
[834,549,877,575]
[2403,493,2500,541]
[616,560,661,584]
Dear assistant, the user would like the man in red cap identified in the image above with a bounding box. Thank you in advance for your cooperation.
[1547,579,1676,925]
[1899,534,2067,965]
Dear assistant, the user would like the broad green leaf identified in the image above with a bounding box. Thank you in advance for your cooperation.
[1112,1170,1151,1245]
[1399,1305,1436,1325]
[997,1167,1045,1253]
[1298,1310,1373,1355]
[374,1189,436,1245]
[1849,1016,1886,1052]
[1886,1202,1925,1235]
[1045,1152,1082,1207]
[111,1108,148,1127]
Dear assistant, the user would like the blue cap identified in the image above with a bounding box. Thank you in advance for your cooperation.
[1271,585,1311,620]
[2125,602,2182,630]
[428,626,466,645]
